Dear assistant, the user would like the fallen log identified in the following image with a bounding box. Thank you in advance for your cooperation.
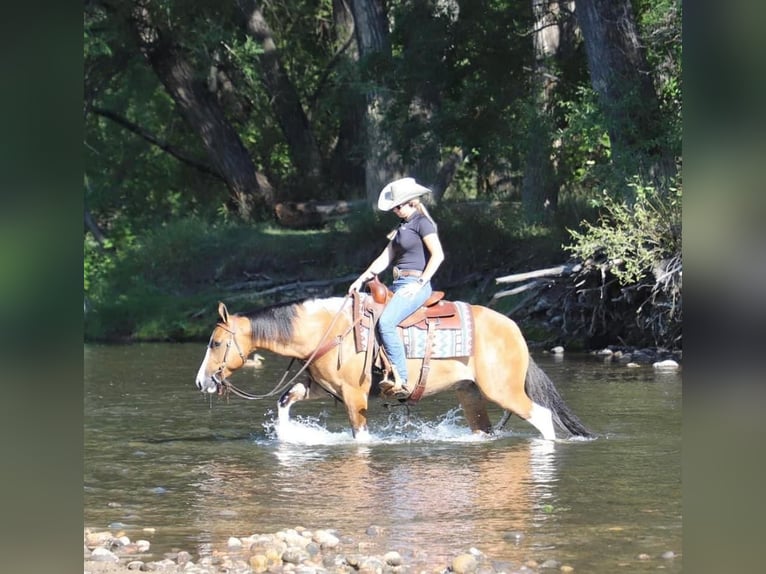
[495,263,580,284]
[492,280,543,300]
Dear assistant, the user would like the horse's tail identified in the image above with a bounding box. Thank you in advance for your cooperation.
[524,357,593,438]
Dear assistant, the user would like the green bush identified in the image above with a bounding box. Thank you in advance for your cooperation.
[564,181,682,285]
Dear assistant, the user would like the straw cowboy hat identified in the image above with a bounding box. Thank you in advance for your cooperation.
[377,177,432,211]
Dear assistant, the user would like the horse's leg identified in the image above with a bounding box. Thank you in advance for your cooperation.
[454,381,492,434]
[341,384,372,441]
[277,378,339,420]
[472,308,557,440]
[278,380,311,417]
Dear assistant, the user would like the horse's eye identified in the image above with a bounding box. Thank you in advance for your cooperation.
[212,340,221,349]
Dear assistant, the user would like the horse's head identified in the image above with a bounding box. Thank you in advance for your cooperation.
[195,302,251,394]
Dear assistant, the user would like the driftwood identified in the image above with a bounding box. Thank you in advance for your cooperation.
[495,263,580,285]
[494,258,682,350]
[492,280,544,300]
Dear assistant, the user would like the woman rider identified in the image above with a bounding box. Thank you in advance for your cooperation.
[348,178,445,398]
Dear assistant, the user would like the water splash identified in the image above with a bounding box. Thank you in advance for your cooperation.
[260,405,514,446]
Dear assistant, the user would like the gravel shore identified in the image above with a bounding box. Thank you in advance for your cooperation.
[84,525,584,574]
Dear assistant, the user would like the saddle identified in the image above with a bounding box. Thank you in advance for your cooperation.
[352,276,463,402]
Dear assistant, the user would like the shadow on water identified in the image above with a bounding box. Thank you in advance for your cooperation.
[84,343,681,573]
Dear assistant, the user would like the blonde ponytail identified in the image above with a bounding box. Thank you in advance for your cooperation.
[412,199,437,230]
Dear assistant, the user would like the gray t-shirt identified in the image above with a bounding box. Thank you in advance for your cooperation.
[391,213,437,271]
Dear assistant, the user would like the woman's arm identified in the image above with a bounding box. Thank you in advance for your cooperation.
[348,243,394,293]
[420,233,445,283]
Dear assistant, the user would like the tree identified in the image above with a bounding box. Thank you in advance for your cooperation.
[575,0,676,195]
[349,0,401,202]
[129,1,272,218]
[521,1,576,223]
[240,1,325,195]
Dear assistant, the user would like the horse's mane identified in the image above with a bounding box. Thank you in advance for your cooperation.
[240,296,348,343]
[240,299,306,343]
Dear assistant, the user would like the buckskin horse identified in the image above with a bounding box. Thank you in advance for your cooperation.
[194,286,592,441]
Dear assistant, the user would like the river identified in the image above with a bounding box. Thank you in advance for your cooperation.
[84,343,681,572]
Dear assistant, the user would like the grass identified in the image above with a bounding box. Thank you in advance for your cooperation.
[84,203,571,342]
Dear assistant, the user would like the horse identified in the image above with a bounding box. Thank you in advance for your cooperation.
[194,297,592,441]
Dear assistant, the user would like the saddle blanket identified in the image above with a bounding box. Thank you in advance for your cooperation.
[359,299,474,359]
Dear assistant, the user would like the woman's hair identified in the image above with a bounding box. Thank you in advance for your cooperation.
[411,198,437,229]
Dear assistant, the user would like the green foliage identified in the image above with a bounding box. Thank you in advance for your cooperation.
[84,202,565,340]
[564,181,682,285]
[556,86,613,191]
[83,0,682,345]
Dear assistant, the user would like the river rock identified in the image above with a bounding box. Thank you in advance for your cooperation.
[653,359,679,370]
[550,346,564,354]
[314,529,340,548]
[282,548,309,564]
[90,547,120,562]
[144,558,179,571]
[250,554,269,573]
[451,553,478,574]
[384,551,402,566]
[227,536,243,549]
[359,555,384,574]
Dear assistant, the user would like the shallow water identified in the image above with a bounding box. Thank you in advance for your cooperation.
[84,343,681,572]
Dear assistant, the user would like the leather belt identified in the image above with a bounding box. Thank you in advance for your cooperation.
[392,266,423,280]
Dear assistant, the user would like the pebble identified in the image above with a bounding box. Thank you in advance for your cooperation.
[227,536,243,549]
[384,551,402,566]
[90,547,119,562]
[452,553,478,573]
[653,359,680,370]
[83,525,680,573]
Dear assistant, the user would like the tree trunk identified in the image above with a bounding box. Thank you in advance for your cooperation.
[575,0,676,193]
[326,0,366,198]
[522,1,572,224]
[242,2,325,195]
[129,2,271,219]
[349,0,400,203]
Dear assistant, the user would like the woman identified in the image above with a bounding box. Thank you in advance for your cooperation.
[348,177,445,398]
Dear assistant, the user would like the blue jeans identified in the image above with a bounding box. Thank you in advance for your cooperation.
[377,276,432,385]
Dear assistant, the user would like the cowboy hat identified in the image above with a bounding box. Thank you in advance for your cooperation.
[377,177,432,211]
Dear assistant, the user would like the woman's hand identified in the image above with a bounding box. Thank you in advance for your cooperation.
[348,274,369,294]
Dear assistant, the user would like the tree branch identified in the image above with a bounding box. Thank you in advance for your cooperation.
[90,106,225,181]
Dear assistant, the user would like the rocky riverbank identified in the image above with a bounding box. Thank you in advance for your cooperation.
[84,525,592,574]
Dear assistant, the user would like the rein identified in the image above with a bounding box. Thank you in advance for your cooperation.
[219,295,354,402]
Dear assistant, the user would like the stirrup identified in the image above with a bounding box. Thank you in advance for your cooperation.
[380,379,411,399]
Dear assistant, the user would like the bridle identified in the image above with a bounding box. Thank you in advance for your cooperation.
[212,322,248,387]
[211,321,276,400]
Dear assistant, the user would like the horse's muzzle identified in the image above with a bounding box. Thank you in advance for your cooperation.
[196,375,220,394]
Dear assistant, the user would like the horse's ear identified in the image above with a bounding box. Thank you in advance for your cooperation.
[218,301,230,324]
